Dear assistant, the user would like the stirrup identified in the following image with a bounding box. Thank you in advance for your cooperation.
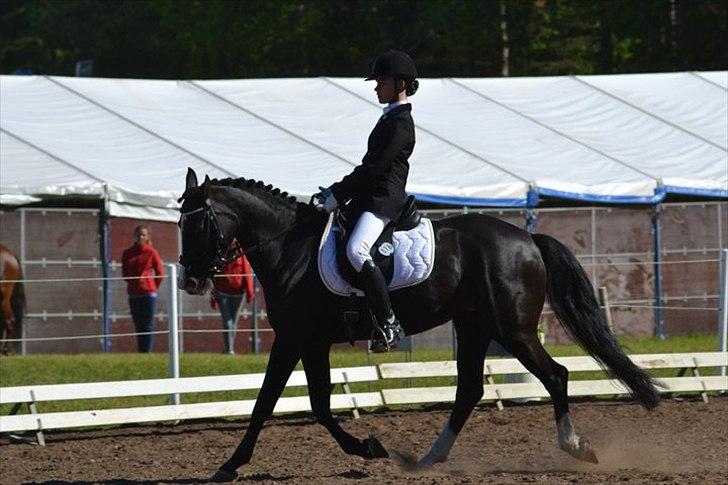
[369,319,403,353]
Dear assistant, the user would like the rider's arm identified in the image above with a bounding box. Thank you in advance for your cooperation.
[329,163,370,203]
[330,119,412,202]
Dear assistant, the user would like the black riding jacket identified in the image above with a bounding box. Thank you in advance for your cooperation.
[330,104,415,221]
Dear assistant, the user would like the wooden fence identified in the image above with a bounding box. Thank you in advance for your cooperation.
[1,352,725,445]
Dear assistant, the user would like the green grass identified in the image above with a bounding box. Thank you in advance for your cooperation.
[0,333,719,415]
[545,333,718,357]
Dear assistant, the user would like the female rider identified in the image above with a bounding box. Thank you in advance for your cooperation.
[317,50,418,352]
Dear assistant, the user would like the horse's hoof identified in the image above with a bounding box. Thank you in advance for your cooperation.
[364,435,389,459]
[563,439,599,464]
[576,437,599,463]
[391,449,423,471]
[210,468,238,482]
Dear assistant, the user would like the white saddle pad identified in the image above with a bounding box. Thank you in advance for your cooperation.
[318,212,435,297]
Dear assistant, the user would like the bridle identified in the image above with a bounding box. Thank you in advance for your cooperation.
[179,200,239,275]
[179,194,322,276]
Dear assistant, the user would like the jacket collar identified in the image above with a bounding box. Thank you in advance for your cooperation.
[383,100,410,115]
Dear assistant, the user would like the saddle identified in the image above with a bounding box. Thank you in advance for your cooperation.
[318,195,435,297]
[334,195,421,288]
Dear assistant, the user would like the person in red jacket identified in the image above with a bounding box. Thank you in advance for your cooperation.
[211,253,254,354]
[121,225,164,352]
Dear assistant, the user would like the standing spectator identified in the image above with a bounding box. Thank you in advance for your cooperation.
[211,253,254,354]
[122,225,164,352]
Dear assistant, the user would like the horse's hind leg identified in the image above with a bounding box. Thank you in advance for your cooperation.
[500,333,598,463]
[419,319,490,466]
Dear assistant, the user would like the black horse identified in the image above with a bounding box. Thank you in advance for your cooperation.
[177,168,659,482]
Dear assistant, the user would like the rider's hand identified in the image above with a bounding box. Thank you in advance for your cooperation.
[324,193,338,213]
[315,186,332,205]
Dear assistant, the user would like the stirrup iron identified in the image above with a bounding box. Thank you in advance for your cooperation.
[369,315,403,353]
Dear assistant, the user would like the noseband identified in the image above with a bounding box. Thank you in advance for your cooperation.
[179,201,242,275]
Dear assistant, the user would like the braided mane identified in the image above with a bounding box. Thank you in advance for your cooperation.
[211,177,313,212]
[214,177,296,202]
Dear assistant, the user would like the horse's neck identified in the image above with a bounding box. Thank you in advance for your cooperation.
[231,193,318,297]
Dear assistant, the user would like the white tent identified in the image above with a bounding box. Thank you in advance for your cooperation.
[1,72,726,221]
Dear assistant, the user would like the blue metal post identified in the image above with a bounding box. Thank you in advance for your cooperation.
[652,205,665,339]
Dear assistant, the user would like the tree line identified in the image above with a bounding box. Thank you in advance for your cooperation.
[1,0,726,79]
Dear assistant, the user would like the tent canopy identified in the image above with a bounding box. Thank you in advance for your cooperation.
[1,72,726,221]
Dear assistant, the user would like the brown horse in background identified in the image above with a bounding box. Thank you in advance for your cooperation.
[0,244,26,355]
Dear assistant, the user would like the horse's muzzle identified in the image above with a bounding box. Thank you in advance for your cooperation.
[182,276,213,295]
[177,266,213,295]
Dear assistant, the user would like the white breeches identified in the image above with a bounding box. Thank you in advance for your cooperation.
[346,211,391,272]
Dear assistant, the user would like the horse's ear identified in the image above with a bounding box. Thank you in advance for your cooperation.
[201,174,212,197]
[186,168,198,190]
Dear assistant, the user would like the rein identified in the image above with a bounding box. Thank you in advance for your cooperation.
[238,217,318,255]
[230,194,322,256]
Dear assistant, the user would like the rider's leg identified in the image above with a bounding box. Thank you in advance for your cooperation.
[346,211,402,351]
[346,211,390,273]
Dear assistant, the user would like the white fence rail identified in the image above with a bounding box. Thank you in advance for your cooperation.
[1,352,725,438]
[0,366,380,435]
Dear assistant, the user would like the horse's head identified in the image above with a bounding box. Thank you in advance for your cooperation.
[177,168,240,295]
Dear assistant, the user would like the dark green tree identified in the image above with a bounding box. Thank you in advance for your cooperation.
[1,0,725,78]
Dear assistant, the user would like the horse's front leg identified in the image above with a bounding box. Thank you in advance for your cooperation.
[212,335,301,482]
[301,342,389,459]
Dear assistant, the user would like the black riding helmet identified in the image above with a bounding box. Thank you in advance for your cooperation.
[366,50,419,96]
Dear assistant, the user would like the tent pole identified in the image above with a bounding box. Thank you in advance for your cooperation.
[652,204,665,339]
[100,189,112,353]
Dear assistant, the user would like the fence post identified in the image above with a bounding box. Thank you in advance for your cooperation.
[652,204,665,339]
[20,209,27,355]
[719,249,728,377]
[100,194,111,354]
[598,287,614,333]
[252,275,260,354]
[166,264,180,405]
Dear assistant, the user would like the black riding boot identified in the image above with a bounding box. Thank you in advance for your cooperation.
[358,260,403,352]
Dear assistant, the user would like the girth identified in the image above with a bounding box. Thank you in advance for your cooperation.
[334,195,421,290]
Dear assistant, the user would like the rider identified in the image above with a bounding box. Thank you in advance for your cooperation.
[317,50,418,352]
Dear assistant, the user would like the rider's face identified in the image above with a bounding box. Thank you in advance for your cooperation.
[375,76,396,104]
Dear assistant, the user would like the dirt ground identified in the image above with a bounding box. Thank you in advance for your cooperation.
[1,397,726,484]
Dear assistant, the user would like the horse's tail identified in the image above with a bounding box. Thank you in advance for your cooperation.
[532,233,660,410]
[11,271,26,336]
